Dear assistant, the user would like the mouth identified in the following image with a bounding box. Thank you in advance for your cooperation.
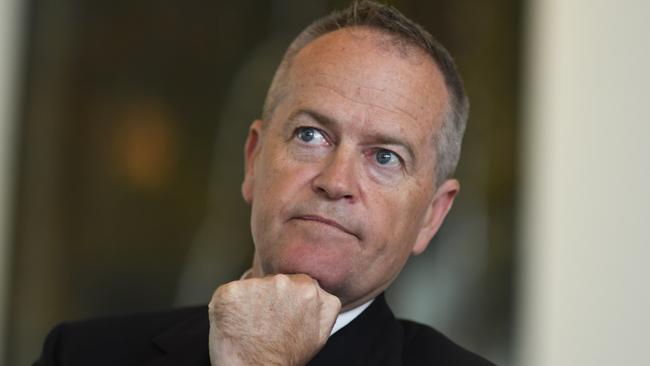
[293,215,360,240]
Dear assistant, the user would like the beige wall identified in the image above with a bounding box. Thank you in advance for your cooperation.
[518,0,650,365]
[0,0,23,361]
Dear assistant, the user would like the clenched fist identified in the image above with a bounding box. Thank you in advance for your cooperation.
[208,274,341,366]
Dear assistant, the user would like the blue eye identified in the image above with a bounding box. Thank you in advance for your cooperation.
[296,127,326,144]
[297,127,315,142]
[375,149,400,166]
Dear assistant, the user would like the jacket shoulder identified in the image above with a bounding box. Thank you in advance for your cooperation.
[34,306,207,366]
[399,319,496,366]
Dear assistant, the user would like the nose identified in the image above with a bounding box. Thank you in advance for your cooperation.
[312,148,358,202]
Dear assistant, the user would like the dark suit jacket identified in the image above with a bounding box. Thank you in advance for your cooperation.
[34,294,494,365]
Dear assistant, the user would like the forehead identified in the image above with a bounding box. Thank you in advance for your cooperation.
[283,28,448,135]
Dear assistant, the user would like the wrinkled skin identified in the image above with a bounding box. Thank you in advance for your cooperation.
[209,27,459,365]
[209,274,340,365]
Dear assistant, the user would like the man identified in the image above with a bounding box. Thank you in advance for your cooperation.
[36,1,494,365]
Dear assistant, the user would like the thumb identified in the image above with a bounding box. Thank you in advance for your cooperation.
[317,288,341,341]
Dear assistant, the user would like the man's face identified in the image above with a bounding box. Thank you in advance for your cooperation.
[242,28,458,309]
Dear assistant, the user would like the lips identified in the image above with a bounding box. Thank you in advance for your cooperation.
[293,214,360,240]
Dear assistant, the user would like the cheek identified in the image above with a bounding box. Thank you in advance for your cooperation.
[254,145,293,196]
[251,144,316,227]
[365,186,430,252]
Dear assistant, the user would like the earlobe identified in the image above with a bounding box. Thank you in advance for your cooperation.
[241,120,264,204]
[411,179,460,255]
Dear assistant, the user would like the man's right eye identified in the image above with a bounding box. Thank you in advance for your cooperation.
[295,127,327,145]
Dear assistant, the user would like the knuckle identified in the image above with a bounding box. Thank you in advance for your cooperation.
[216,282,234,296]
[274,273,290,286]
[209,283,233,312]
[329,296,342,310]
[211,286,226,302]
[213,279,244,301]
[302,283,318,300]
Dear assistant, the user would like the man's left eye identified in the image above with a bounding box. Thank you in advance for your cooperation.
[375,149,400,166]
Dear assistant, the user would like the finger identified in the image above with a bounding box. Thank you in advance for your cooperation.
[286,273,317,285]
[316,288,341,340]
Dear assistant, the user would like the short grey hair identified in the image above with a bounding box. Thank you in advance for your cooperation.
[262,0,469,185]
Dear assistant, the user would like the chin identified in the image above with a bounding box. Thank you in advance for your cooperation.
[273,245,352,295]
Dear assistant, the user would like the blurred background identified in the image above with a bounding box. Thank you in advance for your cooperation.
[0,0,648,365]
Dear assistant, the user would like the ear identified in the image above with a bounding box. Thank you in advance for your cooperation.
[411,179,459,255]
[241,120,264,204]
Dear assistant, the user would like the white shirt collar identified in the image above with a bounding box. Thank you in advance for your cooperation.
[240,270,374,335]
[330,298,373,335]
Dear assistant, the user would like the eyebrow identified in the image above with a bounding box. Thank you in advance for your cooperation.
[288,108,417,165]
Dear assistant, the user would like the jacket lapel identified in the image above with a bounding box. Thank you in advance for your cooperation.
[143,308,211,366]
[308,293,403,366]
[140,293,400,366]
